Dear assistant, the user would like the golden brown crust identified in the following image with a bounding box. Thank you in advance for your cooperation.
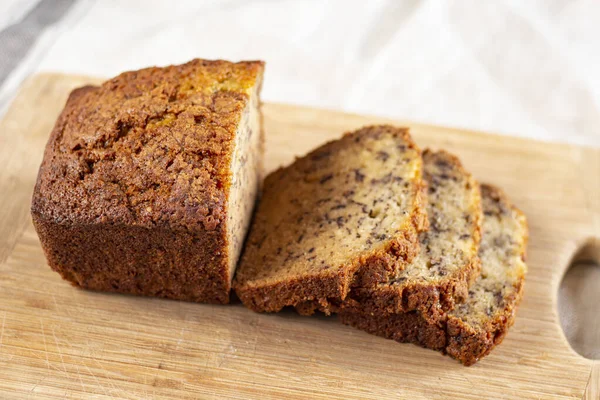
[339,183,528,366]
[234,125,427,312]
[32,59,264,229]
[31,59,265,303]
[234,269,353,313]
[340,272,524,367]
[325,255,482,320]
[32,215,232,303]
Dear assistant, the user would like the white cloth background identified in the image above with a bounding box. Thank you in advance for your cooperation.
[1,0,600,146]
[0,0,598,359]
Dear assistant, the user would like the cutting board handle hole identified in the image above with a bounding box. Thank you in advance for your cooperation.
[558,237,600,360]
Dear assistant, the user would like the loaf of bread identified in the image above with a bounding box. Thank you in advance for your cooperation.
[339,184,528,365]
[31,59,265,304]
[297,150,482,321]
[234,125,428,312]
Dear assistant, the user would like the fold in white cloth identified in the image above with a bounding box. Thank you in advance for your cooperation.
[2,0,599,147]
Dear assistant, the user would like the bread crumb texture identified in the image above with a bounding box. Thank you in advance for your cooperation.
[234,125,428,312]
[339,184,528,365]
[339,149,483,320]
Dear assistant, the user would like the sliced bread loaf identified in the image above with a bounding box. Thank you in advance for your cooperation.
[234,125,428,312]
[339,184,528,365]
[297,149,482,321]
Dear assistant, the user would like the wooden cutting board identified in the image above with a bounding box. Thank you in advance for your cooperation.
[0,74,598,399]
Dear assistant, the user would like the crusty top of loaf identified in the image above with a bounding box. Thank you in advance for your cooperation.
[32,59,264,231]
[234,125,423,291]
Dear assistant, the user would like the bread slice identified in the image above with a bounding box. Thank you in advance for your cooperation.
[234,125,428,312]
[297,149,482,321]
[32,59,265,304]
[339,184,528,365]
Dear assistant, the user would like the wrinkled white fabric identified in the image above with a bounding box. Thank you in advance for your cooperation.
[0,0,38,31]
[2,0,599,146]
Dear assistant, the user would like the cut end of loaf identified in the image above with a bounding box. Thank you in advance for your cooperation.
[225,76,264,282]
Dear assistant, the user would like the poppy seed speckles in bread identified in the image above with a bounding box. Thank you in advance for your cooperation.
[234,125,428,312]
[339,184,528,365]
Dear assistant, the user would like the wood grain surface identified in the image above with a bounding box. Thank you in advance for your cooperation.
[0,74,598,399]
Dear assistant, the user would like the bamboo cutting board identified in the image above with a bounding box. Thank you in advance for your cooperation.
[0,74,598,399]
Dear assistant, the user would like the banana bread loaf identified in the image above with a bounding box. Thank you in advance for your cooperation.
[297,150,482,321]
[339,184,528,365]
[234,125,428,312]
[31,59,265,304]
